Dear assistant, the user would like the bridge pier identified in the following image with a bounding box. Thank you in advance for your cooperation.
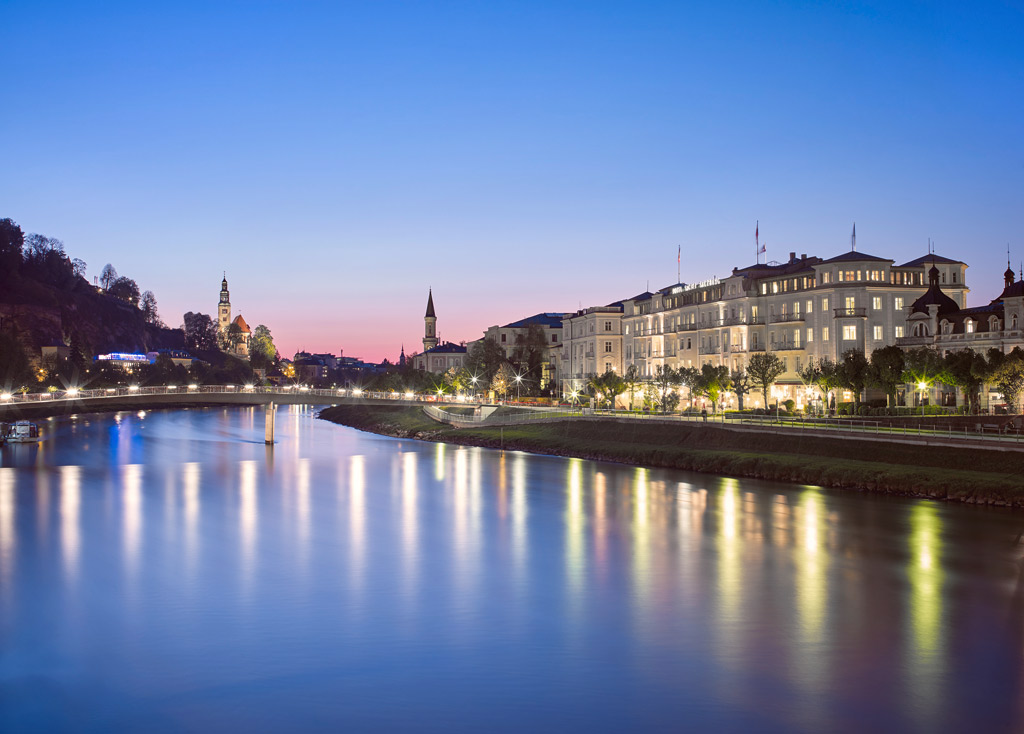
[265,402,277,444]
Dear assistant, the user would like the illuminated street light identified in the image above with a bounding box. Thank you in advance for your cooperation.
[1,393,11,401]
[188,384,198,390]
[128,385,139,392]
[66,387,79,397]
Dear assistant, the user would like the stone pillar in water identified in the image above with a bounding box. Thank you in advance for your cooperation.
[265,402,277,444]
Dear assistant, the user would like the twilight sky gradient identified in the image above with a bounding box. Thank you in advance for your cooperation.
[3,1,1022,361]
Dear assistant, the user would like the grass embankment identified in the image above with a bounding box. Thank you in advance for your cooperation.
[318,404,1024,507]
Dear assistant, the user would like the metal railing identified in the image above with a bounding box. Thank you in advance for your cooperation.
[834,307,867,318]
[769,313,805,323]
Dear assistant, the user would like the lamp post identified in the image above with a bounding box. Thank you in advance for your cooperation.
[918,381,927,417]
[515,374,522,402]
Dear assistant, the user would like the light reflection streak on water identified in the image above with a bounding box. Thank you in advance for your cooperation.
[716,480,742,648]
[36,467,49,540]
[0,469,14,587]
[183,462,201,579]
[594,472,607,570]
[349,455,366,592]
[296,457,311,571]
[908,502,944,728]
[402,452,418,601]
[795,489,828,700]
[632,468,651,619]
[239,460,258,589]
[122,464,143,578]
[59,465,81,584]
[453,449,473,595]
[511,453,527,585]
[435,442,445,481]
[566,459,585,613]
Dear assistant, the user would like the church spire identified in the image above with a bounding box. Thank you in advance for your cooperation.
[425,288,436,318]
[423,289,438,353]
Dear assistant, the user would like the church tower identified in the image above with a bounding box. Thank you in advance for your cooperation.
[218,273,231,339]
[423,289,438,353]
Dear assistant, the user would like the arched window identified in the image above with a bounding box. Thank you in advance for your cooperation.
[965,319,975,334]
[940,320,951,335]
[913,322,929,337]
[1013,314,1019,329]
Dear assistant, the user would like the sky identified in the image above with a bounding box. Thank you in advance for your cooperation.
[3,1,1023,361]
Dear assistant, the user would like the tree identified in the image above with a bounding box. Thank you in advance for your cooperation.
[940,349,987,413]
[695,363,730,413]
[902,347,942,387]
[730,367,752,411]
[444,366,471,394]
[869,346,906,407]
[988,348,1024,414]
[0,331,33,391]
[652,364,681,413]
[622,364,642,410]
[227,322,245,352]
[183,312,219,351]
[465,337,507,383]
[838,350,870,407]
[747,352,785,409]
[0,218,24,281]
[491,362,516,399]
[511,324,549,394]
[250,324,277,369]
[140,290,161,325]
[100,263,118,291]
[109,276,140,306]
[589,369,625,409]
[677,365,701,408]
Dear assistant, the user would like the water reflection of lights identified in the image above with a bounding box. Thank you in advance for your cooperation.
[122,464,143,576]
[296,458,311,560]
[183,462,201,575]
[632,468,651,616]
[907,502,945,730]
[512,453,527,579]
[566,459,585,600]
[716,480,741,629]
[401,452,418,596]
[239,460,258,586]
[435,442,445,481]
[349,455,366,588]
[57,465,82,584]
[795,489,828,694]
[0,469,15,585]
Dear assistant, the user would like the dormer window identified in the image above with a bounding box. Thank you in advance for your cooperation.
[965,320,975,334]
[941,320,951,335]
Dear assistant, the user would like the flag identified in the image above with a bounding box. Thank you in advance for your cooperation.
[759,243,766,254]
[852,222,856,250]
[755,221,759,246]
[677,244,681,264]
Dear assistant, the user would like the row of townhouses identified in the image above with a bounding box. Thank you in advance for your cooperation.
[411,246,1024,409]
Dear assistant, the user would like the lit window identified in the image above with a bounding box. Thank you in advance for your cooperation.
[822,298,829,312]
[966,320,975,334]
[895,326,904,338]
[872,297,882,310]
[895,297,904,310]
[822,327,829,341]
[843,325,856,340]
[873,325,883,340]
[806,300,812,314]
[806,328,814,343]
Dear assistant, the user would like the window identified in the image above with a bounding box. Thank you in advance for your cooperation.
[872,297,882,310]
[843,325,857,340]
[605,362,611,372]
[941,272,946,283]
[794,330,801,348]
[604,342,612,353]
[551,334,558,343]
[845,296,856,310]
[965,320,975,334]
[806,327,814,343]
[604,321,612,331]
[625,326,630,335]
[873,325,883,340]
[500,334,506,343]
[822,298,829,312]
[806,300,813,314]
[895,326,904,338]
[822,327,829,341]
[894,297,904,310]
[953,272,958,283]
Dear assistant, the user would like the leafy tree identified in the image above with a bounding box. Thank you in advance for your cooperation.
[490,362,516,399]
[652,364,681,413]
[988,348,1024,414]
[677,365,700,408]
[511,324,549,394]
[140,290,161,325]
[71,258,87,278]
[22,234,79,288]
[183,312,219,351]
[249,324,277,369]
[589,369,625,409]
[696,363,730,413]
[747,352,784,409]
[902,347,943,387]
[465,337,506,383]
[940,349,987,413]
[622,364,642,410]
[730,367,752,410]
[0,217,24,281]
[443,366,472,394]
[109,276,141,305]
[227,322,246,352]
[838,350,870,407]
[868,346,905,407]
[100,263,118,291]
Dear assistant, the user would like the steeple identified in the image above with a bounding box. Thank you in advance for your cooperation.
[423,288,438,353]
[1006,247,1015,288]
[218,273,232,338]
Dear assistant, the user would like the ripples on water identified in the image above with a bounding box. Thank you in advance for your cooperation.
[1,406,1022,732]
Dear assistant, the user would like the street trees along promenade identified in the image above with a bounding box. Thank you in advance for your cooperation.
[747,352,785,410]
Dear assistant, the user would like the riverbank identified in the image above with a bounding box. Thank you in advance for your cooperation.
[318,404,1024,507]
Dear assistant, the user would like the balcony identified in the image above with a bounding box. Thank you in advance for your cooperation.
[769,312,805,323]
[834,307,867,318]
[748,344,766,352]
[770,342,805,351]
[698,345,722,355]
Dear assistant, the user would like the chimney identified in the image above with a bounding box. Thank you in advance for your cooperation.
[800,253,806,260]
[789,252,796,263]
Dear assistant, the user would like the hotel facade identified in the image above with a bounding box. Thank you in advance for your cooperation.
[562,249,973,408]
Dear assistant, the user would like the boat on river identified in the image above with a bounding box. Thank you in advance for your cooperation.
[2,421,41,443]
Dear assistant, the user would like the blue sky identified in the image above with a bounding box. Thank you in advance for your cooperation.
[3,1,1022,360]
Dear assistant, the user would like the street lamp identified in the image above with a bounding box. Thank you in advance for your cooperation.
[918,381,927,417]
[514,374,523,402]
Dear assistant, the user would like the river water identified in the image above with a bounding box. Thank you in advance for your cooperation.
[0,406,1022,732]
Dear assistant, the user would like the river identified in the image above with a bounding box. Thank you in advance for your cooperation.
[1,406,1022,732]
